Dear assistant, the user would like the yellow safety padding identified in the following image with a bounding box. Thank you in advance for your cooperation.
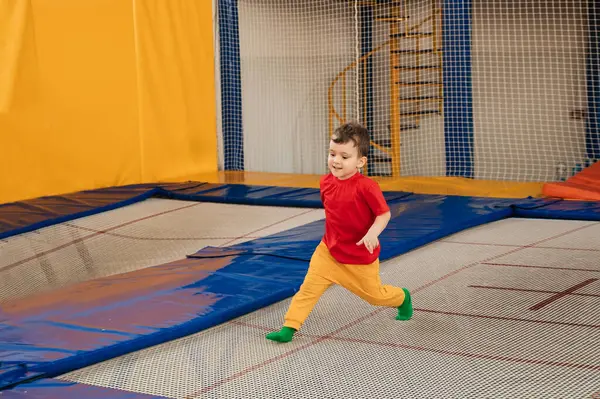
[174,172,545,199]
[376,176,544,198]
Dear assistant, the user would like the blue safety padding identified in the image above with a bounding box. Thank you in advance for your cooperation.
[167,185,413,208]
[163,183,324,207]
[512,198,600,221]
[0,254,300,390]
[0,181,598,395]
[0,187,158,241]
[0,378,165,398]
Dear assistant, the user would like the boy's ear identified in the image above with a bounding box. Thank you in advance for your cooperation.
[358,156,367,168]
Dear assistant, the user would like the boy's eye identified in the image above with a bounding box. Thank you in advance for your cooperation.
[342,156,348,159]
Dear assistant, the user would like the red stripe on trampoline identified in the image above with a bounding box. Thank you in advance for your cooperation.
[65,224,262,241]
[469,284,600,298]
[442,240,520,248]
[529,278,598,311]
[442,240,600,252]
[481,262,600,273]
[415,308,600,329]
[327,336,600,372]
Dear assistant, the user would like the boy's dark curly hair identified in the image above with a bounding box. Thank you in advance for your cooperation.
[331,121,370,158]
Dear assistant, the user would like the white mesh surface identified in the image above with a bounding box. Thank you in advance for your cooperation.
[59,218,600,398]
[0,199,324,303]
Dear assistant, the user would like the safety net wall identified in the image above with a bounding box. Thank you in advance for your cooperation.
[216,0,600,181]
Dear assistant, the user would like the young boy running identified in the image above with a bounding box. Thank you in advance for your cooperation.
[266,121,413,343]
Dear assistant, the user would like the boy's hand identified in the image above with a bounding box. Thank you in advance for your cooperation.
[357,231,379,254]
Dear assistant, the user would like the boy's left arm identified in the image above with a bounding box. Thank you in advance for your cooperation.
[356,181,391,254]
[357,211,391,253]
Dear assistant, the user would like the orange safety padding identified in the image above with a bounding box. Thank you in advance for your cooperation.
[542,161,600,201]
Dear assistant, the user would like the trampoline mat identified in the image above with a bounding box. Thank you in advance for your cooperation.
[58,218,600,398]
[0,198,325,303]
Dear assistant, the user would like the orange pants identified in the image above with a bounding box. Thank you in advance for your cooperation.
[283,241,406,331]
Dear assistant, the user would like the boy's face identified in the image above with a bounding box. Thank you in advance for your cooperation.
[328,137,366,180]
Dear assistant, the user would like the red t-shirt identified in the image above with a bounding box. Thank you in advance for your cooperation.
[320,172,390,264]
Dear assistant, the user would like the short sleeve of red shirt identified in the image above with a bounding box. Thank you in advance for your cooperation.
[359,179,390,216]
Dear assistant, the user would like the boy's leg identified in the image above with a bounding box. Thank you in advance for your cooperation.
[266,243,334,342]
[337,259,413,320]
[283,272,332,329]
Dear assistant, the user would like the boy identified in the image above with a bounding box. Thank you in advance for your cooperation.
[266,121,413,343]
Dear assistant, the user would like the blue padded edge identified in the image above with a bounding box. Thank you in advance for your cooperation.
[0,188,160,241]
[159,184,325,208]
[160,182,406,208]
[0,271,299,390]
[0,378,166,398]
[512,198,600,221]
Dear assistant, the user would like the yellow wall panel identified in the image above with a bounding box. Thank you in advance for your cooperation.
[0,0,29,112]
[134,0,217,182]
[0,0,217,204]
[0,0,141,203]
